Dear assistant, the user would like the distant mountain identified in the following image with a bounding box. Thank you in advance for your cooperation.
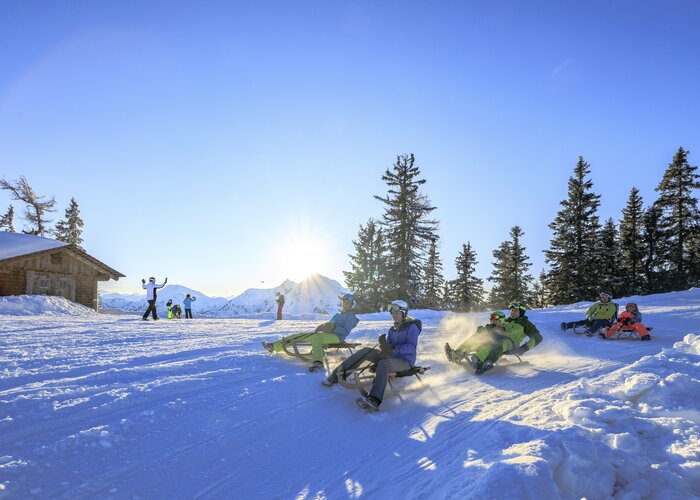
[99,274,348,317]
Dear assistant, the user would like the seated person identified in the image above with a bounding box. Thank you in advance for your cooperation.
[321,300,421,412]
[444,311,506,363]
[448,302,542,375]
[560,291,618,335]
[602,302,650,340]
[261,293,360,371]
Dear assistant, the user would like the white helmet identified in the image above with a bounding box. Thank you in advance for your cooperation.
[388,300,408,315]
[148,277,156,283]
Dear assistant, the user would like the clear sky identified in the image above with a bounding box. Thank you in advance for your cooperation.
[1,1,699,297]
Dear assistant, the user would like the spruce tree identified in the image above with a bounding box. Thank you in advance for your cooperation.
[343,219,386,312]
[422,238,445,310]
[0,205,14,232]
[374,154,438,305]
[0,176,56,236]
[488,226,534,308]
[654,147,700,290]
[544,156,602,304]
[618,187,646,295]
[597,218,623,297]
[54,197,85,249]
[641,204,665,293]
[451,242,484,312]
[529,269,550,309]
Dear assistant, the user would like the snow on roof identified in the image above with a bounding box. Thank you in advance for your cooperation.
[0,231,69,261]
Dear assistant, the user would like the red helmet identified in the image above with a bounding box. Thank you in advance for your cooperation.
[625,302,638,310]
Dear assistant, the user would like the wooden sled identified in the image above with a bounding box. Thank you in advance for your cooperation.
[337,359,430,397]
[281,336,362,363]
[600,326,654,341]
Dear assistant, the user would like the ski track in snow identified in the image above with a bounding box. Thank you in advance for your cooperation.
[1,292,699,499]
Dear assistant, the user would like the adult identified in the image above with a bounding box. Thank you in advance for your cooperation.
[141,276,167,320]
[444,311,506,364]
[561,291,618,335]
[275,292,285,320]
[183,293,196,319]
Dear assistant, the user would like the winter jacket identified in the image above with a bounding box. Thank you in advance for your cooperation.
[388,317,422,366]
[476,323,506,334]
[142,281,166,301]
[618,310,642,324]
[183,297,196,309]
[503,315,542,351]
[329,312,360,341]
[586,301,619,321]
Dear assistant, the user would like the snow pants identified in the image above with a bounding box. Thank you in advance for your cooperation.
[605,321,650,339]
[185,308,193,319]
[276,305,283,320]
[330,347,411,404]
[272,332,341,363]
[143,300,158,320]
[564,318,613,333]
[454,331,516,364]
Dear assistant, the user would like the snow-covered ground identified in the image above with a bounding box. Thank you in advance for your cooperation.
[1,291,699,499]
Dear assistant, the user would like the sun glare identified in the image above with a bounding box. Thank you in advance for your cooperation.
[281,234,330,282]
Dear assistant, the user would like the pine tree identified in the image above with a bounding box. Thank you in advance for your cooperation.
[54,197,85,249]
[488,226,534,308]
[422,238,445,310]
[529,269,550,309]
[0,176,56,236]
[450,242,484,312]
[544,156,602,304]
[654,147,700,290]
[0,205,14,232]
[343,219,386,312]
[597,218,623,297]
[374,154,438,305]
[618,187,646,295]
[641,204,666,294]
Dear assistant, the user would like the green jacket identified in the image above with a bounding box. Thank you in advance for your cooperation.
[585,301,619,321]
[503,315,542,351]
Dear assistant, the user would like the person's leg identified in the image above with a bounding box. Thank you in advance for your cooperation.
[632,323,650,337]
[606,322,622,338]
[367,357,411,404]
[328,347,381,382]
[310,333,341,363]
[454,331,494,359]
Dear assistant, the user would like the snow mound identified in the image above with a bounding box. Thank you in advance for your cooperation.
[0,295,98,317]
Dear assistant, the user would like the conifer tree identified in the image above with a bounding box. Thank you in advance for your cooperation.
[529,269,550,309]
[641,204,665,293]
[450,242,484,312]
[343,219,386,312]
[422,238,445,309]
[488,226,533,308]
[374,154,438,305]
[597,218,623,297]
[654,147,700,290]
[0,176,56,236]
[54,197,85,249]
[544,156,602,304]
[0,205,14,232]
[618,187,646,295]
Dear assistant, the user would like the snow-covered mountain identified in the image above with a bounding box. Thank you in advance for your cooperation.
[99,274,348,317]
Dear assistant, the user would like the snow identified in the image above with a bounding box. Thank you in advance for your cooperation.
[0,231,68,260]
[1,291,699,498]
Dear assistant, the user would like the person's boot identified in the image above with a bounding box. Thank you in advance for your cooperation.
[321,374,338,387]
[261,341,274,353]
[560,322,568,332]
[356,395,380,412]
[444,343,454,362]
[475,360,494,375]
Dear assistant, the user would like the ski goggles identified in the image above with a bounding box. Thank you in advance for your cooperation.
[489,313,504,320]
[388,303,407,313]
[508,302,526,311]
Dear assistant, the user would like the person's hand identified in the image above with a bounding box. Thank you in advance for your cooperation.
[512,346,528,356]
[378,334,393,358]
[142,279,145,284]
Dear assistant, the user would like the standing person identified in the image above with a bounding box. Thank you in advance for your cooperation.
[166,299,174,319]
[322,299,421,412]
[183,293,196,319]
[141,276,167,321]
[262,293,360,371]
[275,291,285,320]
[560,291,618,335]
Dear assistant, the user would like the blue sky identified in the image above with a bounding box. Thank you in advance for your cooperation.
[1,1,699,297]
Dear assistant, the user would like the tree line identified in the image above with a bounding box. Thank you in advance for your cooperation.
[344,148,700,313]
[0,176,85,249]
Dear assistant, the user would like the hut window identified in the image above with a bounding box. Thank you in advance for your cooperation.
[33,276,49,295]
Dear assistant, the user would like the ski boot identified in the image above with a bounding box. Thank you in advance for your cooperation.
[261,341,274,353]
[356,395,380,412]
[475,360,494,375]
[641,335,651,341]
[444,343,454,362]
[560,322,568,332]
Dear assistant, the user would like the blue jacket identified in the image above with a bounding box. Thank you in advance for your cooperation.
[183,297,196,309]
[388,318,422,366]
[329,312,360,341]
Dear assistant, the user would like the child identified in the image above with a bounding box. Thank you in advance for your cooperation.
[602,302,650,340]
[166,299,174,319]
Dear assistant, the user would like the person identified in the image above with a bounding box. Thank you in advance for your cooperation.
[448,302,542,375]
[166,299,174,319]
[602,302,651,340]
[262,293,360,371]
[172,303,182,319]
[275,292,285,320]
[444,311,506,365]
[183,294,196,319]
[560,291,619,336]
[321,299,421,412]
[141,276,167,320]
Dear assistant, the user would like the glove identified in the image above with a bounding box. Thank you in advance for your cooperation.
[512,346,528,356]
[315,322,335,333]
[378,334,394,358]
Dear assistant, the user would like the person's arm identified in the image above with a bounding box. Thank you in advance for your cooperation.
[332,313,360,338]
[521,321,542,351]
[585,303,598,318]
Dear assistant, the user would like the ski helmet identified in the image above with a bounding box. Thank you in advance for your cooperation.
[148,277,156,283]
[625,302,638,310]
[507,301,527,312]
[340,293,355,307]
[388,299,409,316]
[489,311,506,321]
[599,291,612,301]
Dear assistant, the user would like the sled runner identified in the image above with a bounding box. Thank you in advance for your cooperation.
[599,326,654,341]
[572,324,609,337]
[336,359,430,397]
[281,337,362,363]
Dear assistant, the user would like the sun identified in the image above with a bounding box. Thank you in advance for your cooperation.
[281,234,330,282]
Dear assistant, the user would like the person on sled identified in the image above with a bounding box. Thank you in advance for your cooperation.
[262,293,360,371]
[444,310,506,365]
[321,299,421,412]
[602,302,651,340]
[447,302,541,375]
[560,291,618,335]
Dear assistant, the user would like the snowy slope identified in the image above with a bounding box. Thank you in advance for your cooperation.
[1,291,698,499]
[99,285,229,315]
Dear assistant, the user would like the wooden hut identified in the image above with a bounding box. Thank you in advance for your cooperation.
[0,232,124,311]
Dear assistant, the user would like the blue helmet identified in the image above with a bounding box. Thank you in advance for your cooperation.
[340,293,355,307]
